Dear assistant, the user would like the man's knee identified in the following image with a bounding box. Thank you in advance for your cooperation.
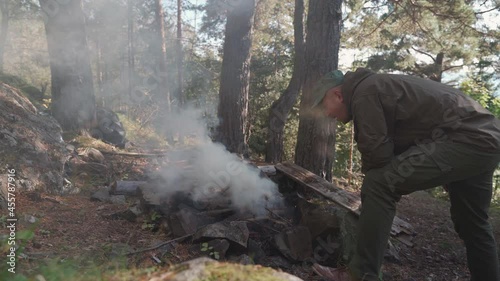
[361,170,398,201]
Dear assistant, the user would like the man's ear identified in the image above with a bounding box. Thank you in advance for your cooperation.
[333,87,343,102]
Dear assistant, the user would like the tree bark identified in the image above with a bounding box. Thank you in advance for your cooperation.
[176,0,184,105]
[348,124,354,184]
[216,0,256,155]
[40,0,95,130]
[154,0,170,110]
[294,0,342,181]
[95,38,104,106]
[0,0,10,72]
[265,0,305,163]
[127,0,135,103]
[431,52,444,82]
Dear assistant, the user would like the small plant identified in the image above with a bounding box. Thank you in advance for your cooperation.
[200,243,220,260]
[141,211,161,231]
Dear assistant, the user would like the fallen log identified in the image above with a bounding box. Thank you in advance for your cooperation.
[276,162,361,215]
[110,180,146,196]
[275,162,415,241]
[101,150,168,157]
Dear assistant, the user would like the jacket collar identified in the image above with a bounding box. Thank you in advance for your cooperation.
[342,68,376,121]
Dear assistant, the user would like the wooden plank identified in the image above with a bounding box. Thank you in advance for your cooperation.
[276,162,361,215]
[275,162,415,238]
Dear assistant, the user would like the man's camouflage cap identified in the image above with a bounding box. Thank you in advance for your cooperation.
[311,70,344,108]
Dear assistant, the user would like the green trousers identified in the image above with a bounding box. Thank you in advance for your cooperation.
[349,141,500,281]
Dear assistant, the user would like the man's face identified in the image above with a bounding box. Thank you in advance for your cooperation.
[321,86,349,123]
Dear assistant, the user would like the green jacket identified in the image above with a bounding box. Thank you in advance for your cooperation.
[342,68,500,173]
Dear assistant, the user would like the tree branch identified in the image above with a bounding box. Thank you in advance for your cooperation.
[442,64,465,72]
[401,3,443,48]
[475,5,500,15]
[361,7,397,40]
[411,47,436,63]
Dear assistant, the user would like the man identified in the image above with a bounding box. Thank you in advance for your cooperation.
[310,68,500,281]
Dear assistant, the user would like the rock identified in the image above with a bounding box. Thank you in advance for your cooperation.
[195,239,231,260]
[385,239,401,264]
[129,204,143,216]
[230,254,254,265]
[259,255,293,270]
[90,187,111,202]
[24,215,38,224]
[91,107,127,147]
[41,172,77,195]
[311,232,341,264]
[194,221,249,248]
[140,183,161,207]
[0,83,75,194]
[148,257,303,281]
[274,226,313,262]
[110,180,145,196]
[0,129,18,146]
[258,165,276,176]
[65,144,75,153]
[247,239,266,263]
[168,206,216,237]
[109,208,139,222]
[77,147,105,163]
[110,195,126,205]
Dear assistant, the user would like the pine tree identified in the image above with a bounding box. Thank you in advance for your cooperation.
[344,0,499,82]
[265,0,305,163]
[295,0,343,180]
[40,0,95,130]
[216,0,256,154]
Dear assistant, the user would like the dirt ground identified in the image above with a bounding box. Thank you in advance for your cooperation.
[3,152,500,281]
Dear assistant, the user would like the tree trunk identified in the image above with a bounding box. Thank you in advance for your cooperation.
[431,52,444,82]
[40,0,95,130]
[127,0,135,103]
[0,0,10,72]
[294,0,342,181]
[265,0,305,163]
[348,124,354,184]
[176,0,184,105]
[154,0,170,110]
[216,0,256,155]
[95,38,104,107]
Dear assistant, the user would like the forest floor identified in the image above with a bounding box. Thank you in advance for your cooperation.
[2,149,500,281]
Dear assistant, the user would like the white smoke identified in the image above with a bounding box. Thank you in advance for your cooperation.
[155,106,283,216]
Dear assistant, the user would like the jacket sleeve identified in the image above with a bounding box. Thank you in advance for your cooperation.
[352,92,394,173]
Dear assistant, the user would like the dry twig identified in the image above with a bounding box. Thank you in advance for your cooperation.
[126,234,192,256]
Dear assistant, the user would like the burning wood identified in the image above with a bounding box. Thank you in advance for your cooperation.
[99,159,414,275]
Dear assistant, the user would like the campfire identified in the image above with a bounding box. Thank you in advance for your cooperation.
[99,145,415,272]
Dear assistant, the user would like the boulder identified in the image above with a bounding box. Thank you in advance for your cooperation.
[91,107,126,147]
[148,257,303,281]
[193,221,249,248]
[0,82,75,200]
